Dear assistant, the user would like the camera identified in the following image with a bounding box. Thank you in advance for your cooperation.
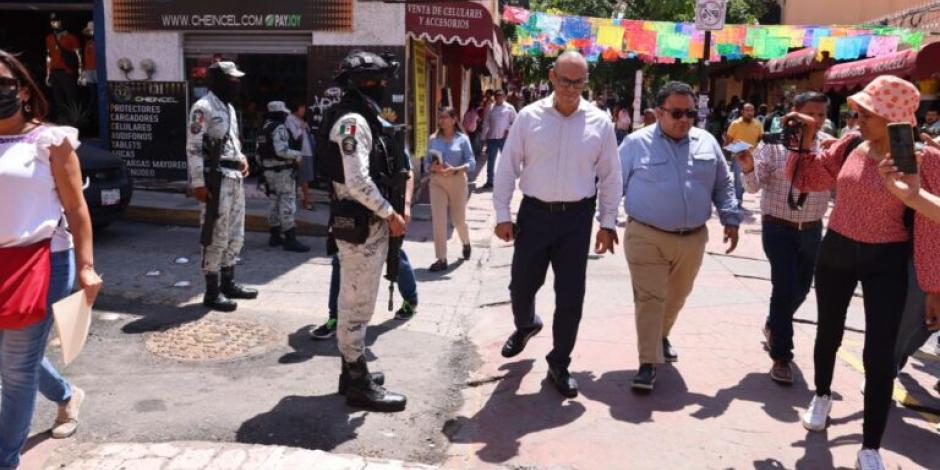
[761,118,805,151]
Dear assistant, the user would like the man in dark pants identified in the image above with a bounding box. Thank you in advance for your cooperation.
[492,51,623,398]
[738,92,834,384]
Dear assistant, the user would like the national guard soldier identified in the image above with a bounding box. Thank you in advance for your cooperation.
[259,100,310,252]
[187,61,258,312]
[316,50,408,412]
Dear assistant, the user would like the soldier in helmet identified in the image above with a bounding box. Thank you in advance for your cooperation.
[259,100,310,252]
[316,50,408,412]
[186,61,258,312]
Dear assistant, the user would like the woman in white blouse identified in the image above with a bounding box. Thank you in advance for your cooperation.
[0,50,101,469]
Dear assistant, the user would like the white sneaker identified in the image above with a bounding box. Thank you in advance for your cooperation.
[855,449,885,470]
[51,385,84,439]
[802,394,832,432]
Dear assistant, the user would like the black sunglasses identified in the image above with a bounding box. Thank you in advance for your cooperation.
[659,107,697,120]
[0,77,18,93]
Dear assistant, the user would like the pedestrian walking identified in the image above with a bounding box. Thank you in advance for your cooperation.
[187,61,258,312]
[615,103,632,144]
[0,49,100,469]
[427,107,475,272]
[736,92,834,384]
[318,50,409,412]
[481,89,516,189]
[620,81,741,391]
[462,99,482,158]
[259,100,310,253]
[725,102,763,207]
[787,75,940,470]
[287,100,316,211]
[493,51,622,399]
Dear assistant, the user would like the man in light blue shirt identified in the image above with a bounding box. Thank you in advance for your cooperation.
[619,81,741,391]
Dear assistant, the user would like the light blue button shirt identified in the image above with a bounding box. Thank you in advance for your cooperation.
[426,132,475,173]
[619,124,741,230]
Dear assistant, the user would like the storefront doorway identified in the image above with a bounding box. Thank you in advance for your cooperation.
[0,4,97,135]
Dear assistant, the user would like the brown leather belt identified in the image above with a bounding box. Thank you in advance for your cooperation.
[762,214,822,231]
[628,217,704,236]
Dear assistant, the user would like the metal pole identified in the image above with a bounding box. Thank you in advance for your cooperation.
[699,30,712,95]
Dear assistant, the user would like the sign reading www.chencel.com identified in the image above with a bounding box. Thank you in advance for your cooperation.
[112,0,352,32]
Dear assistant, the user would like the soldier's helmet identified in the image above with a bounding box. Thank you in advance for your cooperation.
[335,50,399,87]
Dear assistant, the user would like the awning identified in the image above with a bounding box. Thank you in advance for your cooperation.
[406,1,496,48]
[765,48,831,79]
[824,41,940,92]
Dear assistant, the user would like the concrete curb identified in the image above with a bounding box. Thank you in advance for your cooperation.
[124,205,328,237]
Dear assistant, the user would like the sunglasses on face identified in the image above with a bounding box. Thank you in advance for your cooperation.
[0,77,18,95]
[660,107,697,120]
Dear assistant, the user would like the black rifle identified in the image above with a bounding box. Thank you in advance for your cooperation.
[200,133,226,247]
[378,123,411,311]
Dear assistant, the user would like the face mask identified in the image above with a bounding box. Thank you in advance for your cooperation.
[0,88,21,120]
[359,85,386,105]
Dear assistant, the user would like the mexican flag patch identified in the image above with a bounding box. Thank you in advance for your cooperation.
[339,118,357,136]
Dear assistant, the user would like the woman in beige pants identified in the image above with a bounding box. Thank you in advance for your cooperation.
[426,107,476,272]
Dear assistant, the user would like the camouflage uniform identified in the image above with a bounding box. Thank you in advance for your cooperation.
[186,91,246,274]
[261,122,302,231]
[330,112,395,362]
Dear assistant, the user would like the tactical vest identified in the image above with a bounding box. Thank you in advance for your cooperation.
[316,95,390,188]
[258,116,288,163]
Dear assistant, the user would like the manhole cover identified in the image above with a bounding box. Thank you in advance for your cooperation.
[146,318,280,362]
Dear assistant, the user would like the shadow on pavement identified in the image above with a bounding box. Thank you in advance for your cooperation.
[413,258,467,281]
[690,369,813,423]
[235,394,364,450]
[22,432,52,454]
[278,317,409,364]
[119,302,210,334]
[442,359,586,464]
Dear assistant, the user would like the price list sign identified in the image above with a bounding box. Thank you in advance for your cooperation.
[108,81,189,182]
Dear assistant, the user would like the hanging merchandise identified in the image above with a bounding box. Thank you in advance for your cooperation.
[502,6,924,63]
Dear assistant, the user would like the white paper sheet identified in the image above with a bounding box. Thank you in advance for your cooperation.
[52,290,92,366]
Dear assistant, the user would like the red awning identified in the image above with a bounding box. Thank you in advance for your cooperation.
[405,1,496,48]
[824,41,940,92]
[765,48,831,78]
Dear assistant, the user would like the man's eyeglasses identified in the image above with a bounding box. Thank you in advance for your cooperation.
[659,107,697,120]
[556,75,588,89]
[0,77,19,95]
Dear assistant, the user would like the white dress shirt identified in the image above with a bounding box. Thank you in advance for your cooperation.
[483,102,517,140]
[493,95,623,229]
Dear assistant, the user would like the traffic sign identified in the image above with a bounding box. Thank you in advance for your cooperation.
[695,0,728,31]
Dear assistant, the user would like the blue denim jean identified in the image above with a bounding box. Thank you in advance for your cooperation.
[485,138,506,186]
[730,158,745,207]
[329,250,417,319]
[761,222,822,361]
[0,249,74,469]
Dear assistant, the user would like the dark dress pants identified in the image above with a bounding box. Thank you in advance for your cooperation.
[509,197,594,370]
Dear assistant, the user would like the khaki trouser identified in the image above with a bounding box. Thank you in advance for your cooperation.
[429,171,470,261]
[625,220,708,364]
[336,219,388,362]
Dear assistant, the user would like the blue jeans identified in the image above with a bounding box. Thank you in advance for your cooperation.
[0,249,74,469]
[329,250,417,319]
[731,158,745,207]
[762,222,822,362]
[485,138,505,186]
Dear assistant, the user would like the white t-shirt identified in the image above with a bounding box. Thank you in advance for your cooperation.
[0,125,79,251]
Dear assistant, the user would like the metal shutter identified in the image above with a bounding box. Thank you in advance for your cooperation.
[184,33,312,55]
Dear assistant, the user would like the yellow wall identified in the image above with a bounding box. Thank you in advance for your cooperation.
[782,0,930,25]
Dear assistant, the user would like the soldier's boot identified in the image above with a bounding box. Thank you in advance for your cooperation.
[268,226,283,247]
[338,360,386,395]
[282,228,311,253]
[342,356,406,412]
[203,273,237,312]
[220,266,259,300]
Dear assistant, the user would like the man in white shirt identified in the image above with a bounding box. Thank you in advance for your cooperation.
[481,89,517,189]
[493,51,623,398]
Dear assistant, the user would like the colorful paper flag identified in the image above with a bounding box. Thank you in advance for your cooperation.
[597,25,625,49]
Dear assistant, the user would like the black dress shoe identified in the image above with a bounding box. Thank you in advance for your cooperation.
[501,324,543,358]
[462,244,472,260]
[632,364,657,391]
[428,260,448,272]
[547,366,579,398]
[663,337,678,363]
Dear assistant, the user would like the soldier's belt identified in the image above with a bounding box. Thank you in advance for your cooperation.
[263,164,295,172]
[206,160,242,170]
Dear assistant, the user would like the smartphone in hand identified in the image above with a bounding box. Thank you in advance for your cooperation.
[888,123,919,174]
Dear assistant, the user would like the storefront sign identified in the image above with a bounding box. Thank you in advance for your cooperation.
[112,0,352,32]
[108,81,188,182]
[406,1,495,48]
[413,42,429,161]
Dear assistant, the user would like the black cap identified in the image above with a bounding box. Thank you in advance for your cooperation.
[336,50,399,84]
